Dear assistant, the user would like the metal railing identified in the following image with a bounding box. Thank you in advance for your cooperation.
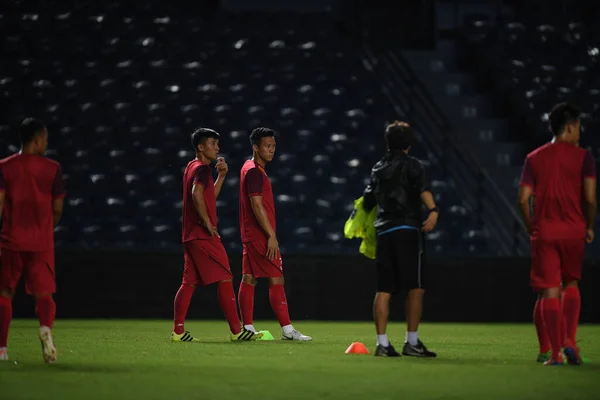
[362,46,529,255]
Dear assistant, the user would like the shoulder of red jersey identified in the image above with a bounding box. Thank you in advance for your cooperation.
[0,154,60,168]
[241,159,258,171]
[526,142,553,158]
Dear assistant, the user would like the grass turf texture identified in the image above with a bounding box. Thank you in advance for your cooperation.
[1,320,599,400]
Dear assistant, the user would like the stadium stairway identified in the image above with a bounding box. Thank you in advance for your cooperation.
[360,2,529,255]
[402,40,527,208]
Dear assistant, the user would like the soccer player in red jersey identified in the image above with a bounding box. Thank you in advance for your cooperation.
[518,103,596,366]
[0,118,65,363]
[171,128,261,342]
[237,128,311,341]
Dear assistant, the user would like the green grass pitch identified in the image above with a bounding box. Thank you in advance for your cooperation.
[1,320,599,400]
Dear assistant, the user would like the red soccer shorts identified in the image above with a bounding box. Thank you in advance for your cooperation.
[182,238,232,286]
[530,238,584,290]
[242,240,283,278]
[0,248,56,295]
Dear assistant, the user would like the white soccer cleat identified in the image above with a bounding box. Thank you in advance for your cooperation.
[281,329,312,341]
[39,326,57,364]
[0,347,8,360]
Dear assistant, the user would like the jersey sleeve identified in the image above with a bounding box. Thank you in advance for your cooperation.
[52,165,66,199]
[193,165,211,189]
[582,151,596,179]
[246,168,264,196]
[412,161,431,193]
[519,157,534,188]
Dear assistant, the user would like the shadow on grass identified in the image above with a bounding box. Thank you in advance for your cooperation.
[0,362,131,374]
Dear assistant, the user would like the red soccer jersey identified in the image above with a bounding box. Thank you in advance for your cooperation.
[0,154,65,251]
[519,142,596,240]
[181,159,217,242]
[239,160,276,242]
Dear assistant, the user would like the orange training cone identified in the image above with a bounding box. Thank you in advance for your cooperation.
[345,342,370,355]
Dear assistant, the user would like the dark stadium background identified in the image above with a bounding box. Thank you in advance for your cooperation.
[1,0,599,323]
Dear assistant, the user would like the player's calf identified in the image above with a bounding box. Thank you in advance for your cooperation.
[0,347,8,361]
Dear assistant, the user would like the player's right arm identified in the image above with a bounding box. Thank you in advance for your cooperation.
[246,168,278,260]
[582,151,597,243]
[413,161,438,233]
[192,165,217,237]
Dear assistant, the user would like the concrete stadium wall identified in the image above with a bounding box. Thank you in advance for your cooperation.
[10,251,600,323]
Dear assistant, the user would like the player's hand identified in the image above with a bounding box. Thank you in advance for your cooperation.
[586,229,594,244]
[201,220,219,237]
[216,157,228,177]
[266,235,279,260]
[422,211,438,233]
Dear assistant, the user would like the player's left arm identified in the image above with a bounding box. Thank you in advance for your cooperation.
[52,165,66,227]
[362,174,376,212]
[213,157,228,199]
[518,157,534,235]
[582,151,597,243]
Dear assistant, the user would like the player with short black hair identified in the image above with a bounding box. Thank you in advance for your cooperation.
[0,118,65,363]
[363,121,438,357]
[237,127,312,341]
[518,102,596,366]
[171,127,262,342]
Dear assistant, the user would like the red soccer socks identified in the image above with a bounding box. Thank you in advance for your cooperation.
[534,298,550,353]
[173,284,195,335]
[269,284,291,327]
[238,282,255,327]
[562,287,581,347]
[0,296,12,348]
[35,295,56,329]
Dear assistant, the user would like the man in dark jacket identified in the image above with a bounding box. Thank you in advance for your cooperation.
[363,121,439,357]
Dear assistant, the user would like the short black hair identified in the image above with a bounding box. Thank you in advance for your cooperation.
[549,102,580,136]
[384,121,412,151]
[191,127,220,151]
[20,118,46,145]
[250,127,275,147]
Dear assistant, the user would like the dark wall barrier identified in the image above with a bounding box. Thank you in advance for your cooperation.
[11,251,600,323]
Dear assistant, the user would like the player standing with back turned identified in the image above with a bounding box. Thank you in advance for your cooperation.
[362,121,438,357]
[237,127,311,341]
[0,118,65,363]
[171,128,262,342]
[518,103,596,366]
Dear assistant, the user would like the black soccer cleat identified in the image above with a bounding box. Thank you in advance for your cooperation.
[402,340,437,357]
[375,343,401,357]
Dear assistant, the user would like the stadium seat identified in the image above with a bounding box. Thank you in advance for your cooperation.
[0,4,485,254]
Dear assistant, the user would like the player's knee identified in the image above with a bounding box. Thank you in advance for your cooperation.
[0,289,13,299]
[563,279,578,289]
[542,287,561,298]
[242,274,257,286]
[34,293,53,300]
[267,277,284,286]
[374,292,392,300]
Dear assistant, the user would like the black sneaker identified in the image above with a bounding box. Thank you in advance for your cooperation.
[402,340,437,357]
[375,343,401,357]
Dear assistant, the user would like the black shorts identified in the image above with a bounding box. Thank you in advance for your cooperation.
[376,228,425,293]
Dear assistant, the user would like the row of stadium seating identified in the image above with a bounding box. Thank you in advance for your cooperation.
[459,17,600,155]
[1,6,488,254]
